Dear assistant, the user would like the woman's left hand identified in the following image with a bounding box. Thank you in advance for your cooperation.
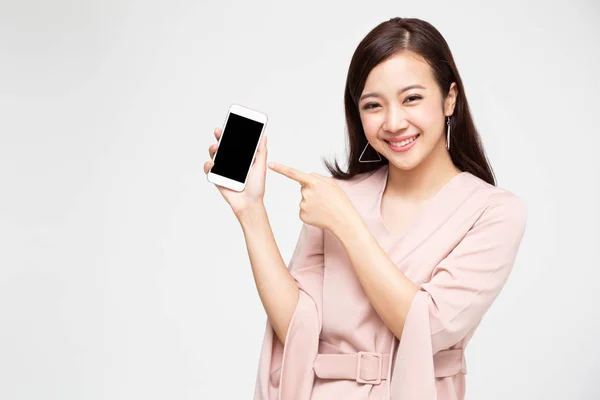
[267,162,358,235]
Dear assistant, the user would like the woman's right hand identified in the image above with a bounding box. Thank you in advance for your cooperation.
[204,127,268,217]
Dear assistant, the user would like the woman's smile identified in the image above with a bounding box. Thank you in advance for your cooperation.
[385,133,420,152]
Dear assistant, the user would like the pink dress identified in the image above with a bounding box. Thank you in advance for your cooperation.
[254,164,528,399]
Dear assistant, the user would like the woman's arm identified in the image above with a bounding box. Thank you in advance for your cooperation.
[333,192,527,346]
[236,204,300,345]
[334,214,419,342]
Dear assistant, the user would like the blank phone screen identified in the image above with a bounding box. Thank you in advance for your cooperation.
[210,112,264,183]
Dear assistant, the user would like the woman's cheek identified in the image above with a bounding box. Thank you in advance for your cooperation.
[362,116,381,139]
[414,106,437,132]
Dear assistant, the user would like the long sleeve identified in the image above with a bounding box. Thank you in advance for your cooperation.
[390,191,528,399]
[254,223,325,400]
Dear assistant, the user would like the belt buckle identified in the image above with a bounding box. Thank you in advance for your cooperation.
[356,351,382,385]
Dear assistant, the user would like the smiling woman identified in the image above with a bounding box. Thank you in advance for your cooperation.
[325,17,494,187]
[206,17,529,400]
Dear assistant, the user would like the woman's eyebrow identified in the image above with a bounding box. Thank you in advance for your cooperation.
[359,84,426,102]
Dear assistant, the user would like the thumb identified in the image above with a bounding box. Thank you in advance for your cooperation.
[256,135,268,163]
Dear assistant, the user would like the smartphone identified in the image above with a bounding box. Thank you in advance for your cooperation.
[207,104,268,192]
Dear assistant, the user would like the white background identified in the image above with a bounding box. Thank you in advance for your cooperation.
[1,0,599,399]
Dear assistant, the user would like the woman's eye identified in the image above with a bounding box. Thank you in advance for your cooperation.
[362,96,422,110]
[406,95,422,103]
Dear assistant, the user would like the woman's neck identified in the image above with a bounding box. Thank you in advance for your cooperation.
[385,145,461,203]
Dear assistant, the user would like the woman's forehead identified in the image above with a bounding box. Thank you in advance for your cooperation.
[363,55,433,93]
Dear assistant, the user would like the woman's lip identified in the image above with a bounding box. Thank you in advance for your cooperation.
[385,134,419,152]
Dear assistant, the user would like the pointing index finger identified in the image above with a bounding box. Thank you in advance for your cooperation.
[268,163,311,185]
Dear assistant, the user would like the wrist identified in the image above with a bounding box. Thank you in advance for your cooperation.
[332,206,363,240]
[235,202,267,225]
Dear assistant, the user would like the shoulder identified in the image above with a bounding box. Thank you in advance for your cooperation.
[329,167,382,195]
[331,169,379,187]
[463,172,528,232]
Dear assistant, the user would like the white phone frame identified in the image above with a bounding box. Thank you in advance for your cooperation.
[206,104,268,192]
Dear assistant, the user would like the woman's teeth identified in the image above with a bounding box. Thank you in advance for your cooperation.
[388,135,419,147]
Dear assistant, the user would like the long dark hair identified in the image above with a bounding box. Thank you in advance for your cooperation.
[322,17,496,186]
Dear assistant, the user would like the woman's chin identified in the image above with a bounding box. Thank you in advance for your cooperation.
[383,149,420,169]
[387,157,420,171]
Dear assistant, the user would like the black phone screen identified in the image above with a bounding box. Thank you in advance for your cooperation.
[210,112,264,183]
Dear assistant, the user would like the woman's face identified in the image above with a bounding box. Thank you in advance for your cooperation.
[358,51,457,171]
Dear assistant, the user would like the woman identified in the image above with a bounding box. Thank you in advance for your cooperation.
[204,17,527,400]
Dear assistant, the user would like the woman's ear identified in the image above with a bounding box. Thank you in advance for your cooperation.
[444,82,458,116]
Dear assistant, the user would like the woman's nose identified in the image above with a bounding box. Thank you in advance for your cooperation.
[383,108,409,132]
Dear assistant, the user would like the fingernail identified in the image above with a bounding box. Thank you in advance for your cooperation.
[268,163,275,169]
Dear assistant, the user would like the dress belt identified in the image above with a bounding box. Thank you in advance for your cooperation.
[313,348,466,385]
